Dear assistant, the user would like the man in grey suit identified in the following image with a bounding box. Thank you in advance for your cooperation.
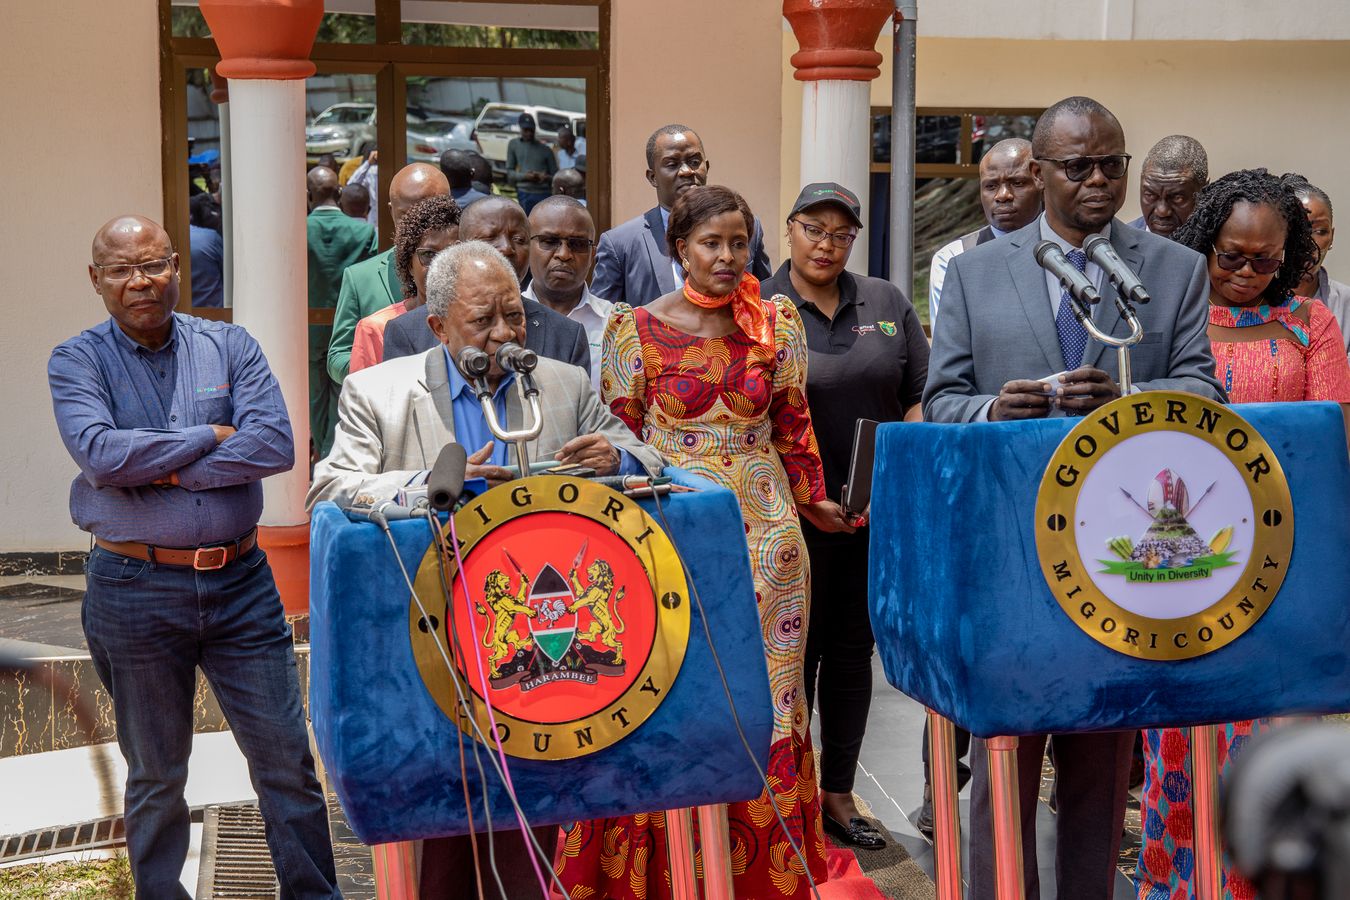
[923,96,1223,900]
[310,240,661,509]
[381,199,591,371]
[589,123,772,306]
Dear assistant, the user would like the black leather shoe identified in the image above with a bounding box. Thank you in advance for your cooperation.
[823,812,886,850]
[917,784,935,838]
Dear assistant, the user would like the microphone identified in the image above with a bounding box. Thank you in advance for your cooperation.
[1034,240,1102,309]
[346,498,429,528]
[455,346,491,381]
[1083,234,1151,304]
[495,342,538,375]
[428,443,468,511]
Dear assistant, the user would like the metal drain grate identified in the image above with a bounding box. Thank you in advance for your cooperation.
[196,803,279,899]
[0,815,124,863]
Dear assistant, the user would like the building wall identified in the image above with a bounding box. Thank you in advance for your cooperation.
[608,1,783,234]
[919,0,1350,42]
[1,2,162,551]
[780,34,1350,286]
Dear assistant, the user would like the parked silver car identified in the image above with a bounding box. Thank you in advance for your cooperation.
[305,103,375,161]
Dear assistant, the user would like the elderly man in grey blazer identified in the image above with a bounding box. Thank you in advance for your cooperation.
[589,123,771,307]
[309,241,662,514]
[923,96,1223,900]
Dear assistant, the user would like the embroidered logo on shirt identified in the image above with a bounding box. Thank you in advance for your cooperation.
[852,325,876,336]
[195,383,230,395]
[877,321,897,336]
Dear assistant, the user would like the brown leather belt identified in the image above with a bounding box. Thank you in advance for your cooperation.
[95,529,258,571]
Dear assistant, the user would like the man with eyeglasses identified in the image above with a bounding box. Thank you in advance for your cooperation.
[923,96,1222,900]
[381,196,590,374]
[928,138,1042,323]
[48,216,340,899]
[589,123,772,307]
[524,196,611,391]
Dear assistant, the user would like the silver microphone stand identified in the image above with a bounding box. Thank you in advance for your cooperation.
[1062,293,1145,395]
[473,372,543,480]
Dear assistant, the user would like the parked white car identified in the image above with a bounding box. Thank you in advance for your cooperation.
[472,103,585,178]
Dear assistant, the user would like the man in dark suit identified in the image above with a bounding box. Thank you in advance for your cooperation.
[383,197,589,371]
[1129,134,1208,239]
[589,124,771,306]
[923,96,1223,900]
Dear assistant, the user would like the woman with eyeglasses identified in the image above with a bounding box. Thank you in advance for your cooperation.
[348,195,459,373]
[1282,174,1350,354]
[759,183,929,850]
[1134,169,1350,900]
[557,185,850,898]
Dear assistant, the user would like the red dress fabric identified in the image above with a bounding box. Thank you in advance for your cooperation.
[554,298,836,899]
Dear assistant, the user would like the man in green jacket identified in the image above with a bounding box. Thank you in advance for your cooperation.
[308,165,376,458]
[326,163,450,389]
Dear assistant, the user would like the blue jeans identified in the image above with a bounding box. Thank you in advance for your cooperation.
[517,190,549,214]
[83,544,340,899]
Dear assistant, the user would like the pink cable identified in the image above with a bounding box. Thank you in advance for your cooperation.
[445,514,551,896]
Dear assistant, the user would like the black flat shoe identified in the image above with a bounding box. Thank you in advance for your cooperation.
[823,812,886,849]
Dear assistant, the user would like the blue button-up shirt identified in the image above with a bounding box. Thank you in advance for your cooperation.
[48,314,294,546]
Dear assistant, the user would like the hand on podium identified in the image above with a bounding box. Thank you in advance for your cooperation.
[466,442,512,487]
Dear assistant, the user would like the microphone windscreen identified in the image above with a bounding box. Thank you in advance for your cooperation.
[429,442,469,511]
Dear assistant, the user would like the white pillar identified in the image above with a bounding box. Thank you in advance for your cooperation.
[217,100,234,309]
[227,78,310,528]
[800,79,872,275]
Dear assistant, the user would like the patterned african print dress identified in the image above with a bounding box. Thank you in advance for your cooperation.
[1134,297,1350,900]
[554,297,830,899]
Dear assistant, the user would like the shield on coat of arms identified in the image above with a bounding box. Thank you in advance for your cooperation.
[528,563,577,665]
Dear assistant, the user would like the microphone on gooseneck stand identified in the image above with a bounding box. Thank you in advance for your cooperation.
[428,443,469,512]
[1034,240,1102,320]
[1083,234,1152,306]
[346,498,430,528]
[495,342,538,375]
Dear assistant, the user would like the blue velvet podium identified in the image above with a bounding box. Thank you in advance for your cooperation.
[868,401,1350,738]
[309,469,772,845]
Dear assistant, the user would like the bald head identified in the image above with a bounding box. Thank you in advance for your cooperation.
[977,139,1041,232]
[389,163,450,225]
[92,215,172,260]
[307,166,340,209]
[461,197,530,281]
[979,139,1032,176]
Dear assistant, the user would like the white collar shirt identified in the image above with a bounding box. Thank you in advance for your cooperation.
[522,284,613,393]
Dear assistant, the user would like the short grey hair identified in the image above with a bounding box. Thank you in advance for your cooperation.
[424,241,518,319]
[1143,135,1209,185]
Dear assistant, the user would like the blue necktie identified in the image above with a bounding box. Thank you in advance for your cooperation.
[1055,248,1090,370]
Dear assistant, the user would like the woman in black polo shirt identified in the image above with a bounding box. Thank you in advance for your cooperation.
[761,182,929,849]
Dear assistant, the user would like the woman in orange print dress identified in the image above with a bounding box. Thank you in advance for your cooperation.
[555,186,856,899]
[1134,169,1350,900]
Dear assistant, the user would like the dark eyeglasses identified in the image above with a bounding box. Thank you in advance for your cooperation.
[1212,247,1283,275]
[414,247,443,267]
[92,257,174,282]
[1036,154,1132,182]
[531,235,594,254]
[791,218,858,248]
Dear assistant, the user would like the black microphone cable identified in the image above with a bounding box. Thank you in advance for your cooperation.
[648,488,823,900]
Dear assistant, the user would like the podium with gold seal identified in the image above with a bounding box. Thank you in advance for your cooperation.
[308,469,775,853]
[868,394,1350,898]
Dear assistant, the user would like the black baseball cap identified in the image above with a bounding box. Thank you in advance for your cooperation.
[518,113,536,130]
[789,182,863,228]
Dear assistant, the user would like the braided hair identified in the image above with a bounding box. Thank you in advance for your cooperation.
[1173,168,1318,305]
[1280,172,1333,220]
[394,196,461,300]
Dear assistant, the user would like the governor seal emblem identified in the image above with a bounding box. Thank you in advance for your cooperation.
[1035,392,1292,660]
[408,476,690,759]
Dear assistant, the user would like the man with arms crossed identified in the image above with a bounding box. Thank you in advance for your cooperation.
[49,216,338,899]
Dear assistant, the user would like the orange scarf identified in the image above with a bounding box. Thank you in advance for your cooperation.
[682,271,773,351]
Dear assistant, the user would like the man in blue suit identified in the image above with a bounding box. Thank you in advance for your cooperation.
[590,124,772,306]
